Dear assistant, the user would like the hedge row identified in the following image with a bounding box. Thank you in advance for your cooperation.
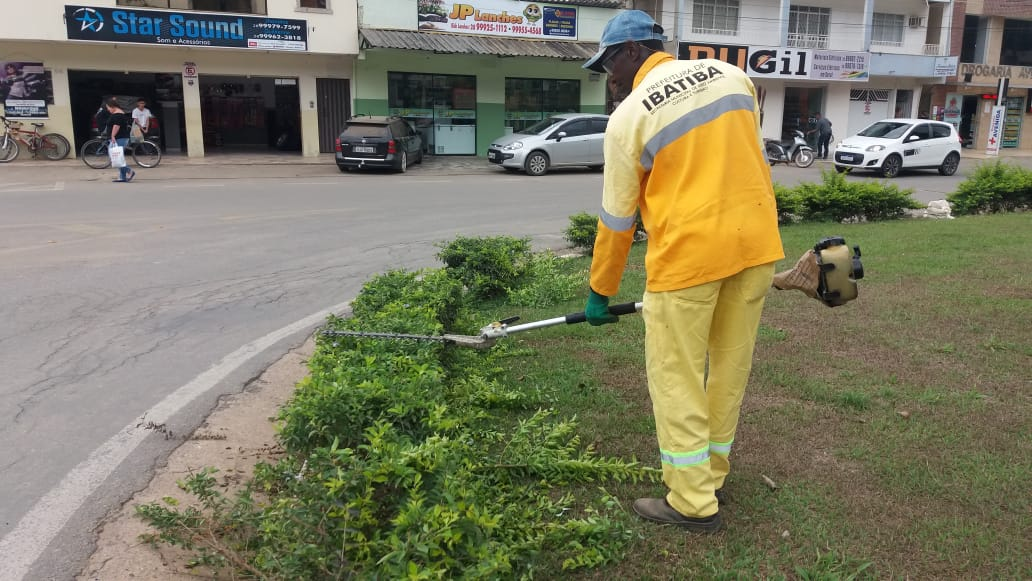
[774,170,922,224]
[563,171,921,254]
[948,160,1032,214]
[138,253,650,579]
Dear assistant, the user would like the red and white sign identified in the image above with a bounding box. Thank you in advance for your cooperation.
[183,62,197,79]
[986,105,1005,156]
[943,93,963,129]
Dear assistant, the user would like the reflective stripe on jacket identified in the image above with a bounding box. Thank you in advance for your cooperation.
[590,54,784,296]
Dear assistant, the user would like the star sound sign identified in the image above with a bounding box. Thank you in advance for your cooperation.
[64,5,308,52]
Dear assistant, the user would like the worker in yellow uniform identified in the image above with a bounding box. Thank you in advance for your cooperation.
[582,10,784,532]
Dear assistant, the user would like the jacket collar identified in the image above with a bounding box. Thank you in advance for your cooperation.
[633,52,675,90]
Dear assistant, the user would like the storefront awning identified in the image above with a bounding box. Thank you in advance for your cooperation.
[360,28,598,60]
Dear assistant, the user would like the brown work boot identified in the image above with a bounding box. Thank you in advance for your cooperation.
[632,498,723,533]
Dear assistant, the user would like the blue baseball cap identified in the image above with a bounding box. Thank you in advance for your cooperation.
[583,10,667,73]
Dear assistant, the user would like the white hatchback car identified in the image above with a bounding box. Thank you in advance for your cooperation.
[833,119,963,178]
[487,113,608,176]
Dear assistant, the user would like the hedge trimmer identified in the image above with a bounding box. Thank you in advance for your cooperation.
[323,237,863,349]
[322,302,643,350]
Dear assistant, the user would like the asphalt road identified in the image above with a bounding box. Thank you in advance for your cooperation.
[0,170,607,580]
[0,154,1023,580]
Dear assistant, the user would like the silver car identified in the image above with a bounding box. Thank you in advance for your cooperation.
[487,113,609,176]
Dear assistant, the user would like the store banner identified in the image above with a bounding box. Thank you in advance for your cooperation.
[959,63,1032,87]
[678,43,869,82]
[64,5,308,51]
[417,0,577,40]
[810,50,869,81]
[933,56,959,77]
[986,105,1005,156]
[943,93,963,129]
[1,61,51,118]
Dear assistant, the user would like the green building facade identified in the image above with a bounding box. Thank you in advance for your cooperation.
[355,0,624,156]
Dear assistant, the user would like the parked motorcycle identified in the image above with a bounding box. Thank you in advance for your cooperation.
[765,130,815,168]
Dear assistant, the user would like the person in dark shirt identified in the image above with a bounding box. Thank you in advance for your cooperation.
[95,95,113,137]
[808,112,833,160]
[106,97,135,183]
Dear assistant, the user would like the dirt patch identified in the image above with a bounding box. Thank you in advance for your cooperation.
[76,338,314,581]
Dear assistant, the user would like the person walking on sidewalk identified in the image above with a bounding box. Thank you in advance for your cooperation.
[106,98,135,183]
[808,112,833,160]
[581,10,784,533]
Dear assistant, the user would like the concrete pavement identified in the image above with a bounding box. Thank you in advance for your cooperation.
[0,151,497,182]
[3,147,1031,185]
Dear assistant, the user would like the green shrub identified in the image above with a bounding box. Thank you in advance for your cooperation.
[564,212,647,254]
[350,268,467,331]
[774,182,803,225]
[436,235,532,299]
[506,251,582,307]
[948,161,1032,215]
[139,266,655,579]
[564,212,598,252]
[782,170,921,223]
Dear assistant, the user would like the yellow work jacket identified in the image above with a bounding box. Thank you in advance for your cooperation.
[591,53,784,296]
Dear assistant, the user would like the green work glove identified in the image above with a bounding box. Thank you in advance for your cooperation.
[585,289,619,326]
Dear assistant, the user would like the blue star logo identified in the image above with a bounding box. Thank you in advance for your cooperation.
[74,8,104,33]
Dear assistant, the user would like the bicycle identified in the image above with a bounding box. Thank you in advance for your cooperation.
[0,116,72,162]
[80,136,162,169]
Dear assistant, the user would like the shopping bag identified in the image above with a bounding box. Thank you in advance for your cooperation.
[109,144,126,168]
[130,124,144,144]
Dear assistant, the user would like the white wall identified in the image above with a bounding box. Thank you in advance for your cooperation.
[0,0,358,55]
[757,79,786,139]
[847,98,890,135]
[672,0,783,48]
[658,0,940,55]
[817,82,849,137]
[870,0,936,55]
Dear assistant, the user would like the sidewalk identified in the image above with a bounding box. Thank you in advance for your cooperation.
[0,151,498,182]
[960,148,1032,160]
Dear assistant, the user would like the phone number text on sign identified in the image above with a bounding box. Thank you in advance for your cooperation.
[252,33,303,41]
[254,21,303,31]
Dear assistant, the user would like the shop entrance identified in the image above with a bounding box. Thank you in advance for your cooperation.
[961,95,979,148]
[387,72,477,155]
[199,75,301,153]
[68,70,184,153]
[783,87,825,145]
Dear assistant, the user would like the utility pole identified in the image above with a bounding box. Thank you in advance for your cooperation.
[671,0,683,59]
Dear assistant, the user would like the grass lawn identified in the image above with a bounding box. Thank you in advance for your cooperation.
[480,214,1031,579]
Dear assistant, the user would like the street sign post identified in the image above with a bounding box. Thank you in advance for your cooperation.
[986,78,1009,156]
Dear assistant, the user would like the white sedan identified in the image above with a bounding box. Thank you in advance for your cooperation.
[833,118,963,178]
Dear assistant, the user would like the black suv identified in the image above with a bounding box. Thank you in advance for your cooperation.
[335,116,424,173]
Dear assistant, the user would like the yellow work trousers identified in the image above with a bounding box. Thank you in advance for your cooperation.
[643,263,774,518]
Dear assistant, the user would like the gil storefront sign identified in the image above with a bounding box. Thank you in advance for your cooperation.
[64,5,308,51]
[678,43,869,81]
[417,0,577,40]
